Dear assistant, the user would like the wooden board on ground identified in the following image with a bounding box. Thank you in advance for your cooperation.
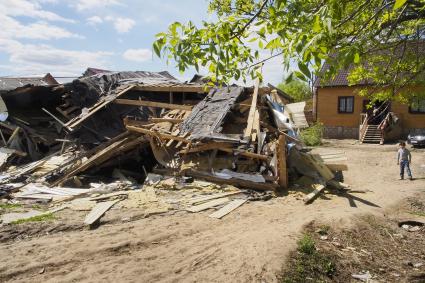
[188,191,242,205]
[84,199,120,226]
[186,197,230,213]
[209,199,247,219]
[304,184,326,204]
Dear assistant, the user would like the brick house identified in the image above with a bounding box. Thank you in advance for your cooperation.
[313,67,425,143]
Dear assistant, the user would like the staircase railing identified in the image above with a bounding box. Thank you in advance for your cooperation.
[359,113,369,142]
[377,112,392,144]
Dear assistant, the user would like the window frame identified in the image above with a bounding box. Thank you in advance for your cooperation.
[409,98,425,114]
[338,96,355,114]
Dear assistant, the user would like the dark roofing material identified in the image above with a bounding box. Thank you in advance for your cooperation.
[0,73,58,92]
[312,63,369,88]
[314,41,425,88]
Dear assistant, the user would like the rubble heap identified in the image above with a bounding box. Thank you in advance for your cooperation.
[0,69,349,225]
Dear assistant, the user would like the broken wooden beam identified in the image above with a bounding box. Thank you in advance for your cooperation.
[126,125,190,143]
[115,99,193,111]
[219,148,269,161]
[304,184,326,204]
[277,134,288,189]
[179,142,234,154]
[149,118,184,123]
[243,78,260,140]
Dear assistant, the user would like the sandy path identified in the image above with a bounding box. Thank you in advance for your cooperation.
[0,141,424,283]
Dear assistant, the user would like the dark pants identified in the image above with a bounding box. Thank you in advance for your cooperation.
[400,160,412,178]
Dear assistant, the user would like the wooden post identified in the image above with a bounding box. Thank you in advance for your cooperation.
[277,134,288,189]
[169,92,174,104]
[243,78,260,140]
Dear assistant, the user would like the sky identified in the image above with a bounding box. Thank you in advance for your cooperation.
[0,0,285,85]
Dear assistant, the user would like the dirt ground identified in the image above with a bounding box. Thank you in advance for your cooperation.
[281,195,425,282]
[0,140,424,283]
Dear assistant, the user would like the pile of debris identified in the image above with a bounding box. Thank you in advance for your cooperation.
[0,69,349,226]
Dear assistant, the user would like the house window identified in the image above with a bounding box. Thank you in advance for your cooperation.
[338,96,354,113]
[409,99,425,114]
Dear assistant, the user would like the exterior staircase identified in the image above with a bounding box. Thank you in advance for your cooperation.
[360,125,382,144]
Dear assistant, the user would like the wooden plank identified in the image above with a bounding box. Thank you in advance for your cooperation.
[303,153,335,181]
[126,126,190,143]
[219,148,269,161]
[84,200,119,225]
[6,127,20,146]
[150,118,184,123]
[277,134,288,189]
[243,78,260,139]
[209,199,247,219]
[166,129,180,147]
[180,142,234,154]
[115,99,193,111]
[304,184,326,204]
[252,109,260,142]
[51,138,130,187]
[189,191,242,205]
[186,197,230,213]
[42,108,72,131]
[14,194,54,200]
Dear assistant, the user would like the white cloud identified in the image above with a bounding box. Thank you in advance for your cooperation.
[123,49,152,62]
[75,0,122,11]
[89,16,136,33]
[112,17,135,33]
[0,14,81,40]
[0,0,74,22]
[0,39,113,76]
[87,15,103,26]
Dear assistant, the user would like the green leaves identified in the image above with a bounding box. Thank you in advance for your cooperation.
[151,0,425,102]
[298,62,311,79]
[393,0,407,10]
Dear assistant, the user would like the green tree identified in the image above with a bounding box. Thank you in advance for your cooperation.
[154,0,425,104]
[277,78,312,102]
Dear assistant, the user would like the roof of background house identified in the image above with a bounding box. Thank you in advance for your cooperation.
[312,63,371,88]
[0,73,58,92]
[314,41,425,88]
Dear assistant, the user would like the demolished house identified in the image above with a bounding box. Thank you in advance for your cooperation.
[0,69,349,225]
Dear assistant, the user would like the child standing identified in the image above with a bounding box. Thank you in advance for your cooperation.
[397,142,413,180]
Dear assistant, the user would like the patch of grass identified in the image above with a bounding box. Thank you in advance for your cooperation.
[300,122,324,146]
[297,234,316,255]
[410,211,425,217]
[10,213,55,225]
[31,204,46,210]
[0,203,23,210]
[281,233,336,282]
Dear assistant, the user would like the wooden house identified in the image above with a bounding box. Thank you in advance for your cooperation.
[313,66,425,143]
